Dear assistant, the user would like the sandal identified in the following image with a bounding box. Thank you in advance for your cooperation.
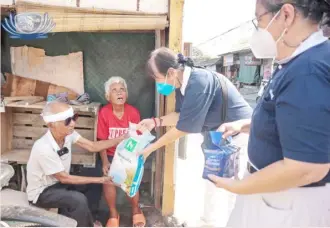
[132,213,146,227]
[106,215,120,227]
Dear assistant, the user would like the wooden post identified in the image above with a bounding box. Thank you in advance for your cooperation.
[153,29,166,210]
[162,0,185,216]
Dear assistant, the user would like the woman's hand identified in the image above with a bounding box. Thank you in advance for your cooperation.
[208,174,238,192]
[217,119,251,138]
[137,118,157,132]
[217,121,243,138]
[138,143,154,162]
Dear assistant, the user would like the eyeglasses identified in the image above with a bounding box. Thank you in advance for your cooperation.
[64,114,79,126]
[252,11,274,30]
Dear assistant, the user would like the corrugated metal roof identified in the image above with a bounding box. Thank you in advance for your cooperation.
[194,57,221,67]
[198,21,254,57]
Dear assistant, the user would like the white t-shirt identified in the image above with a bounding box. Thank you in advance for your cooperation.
[26,130,81,203]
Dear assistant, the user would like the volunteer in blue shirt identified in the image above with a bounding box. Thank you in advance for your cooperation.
[209,0,330,227]
[136,47,252,161]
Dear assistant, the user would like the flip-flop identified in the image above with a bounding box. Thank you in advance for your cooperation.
[132,213,146,227]
[106,215,120,227]
[93,220,103,227]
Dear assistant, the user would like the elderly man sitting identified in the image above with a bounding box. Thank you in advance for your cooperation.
[26,101,126,227]
[97,76,145,227]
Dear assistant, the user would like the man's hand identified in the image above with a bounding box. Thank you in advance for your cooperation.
[217,119,251,138]
[119,133,129,141]
[102,160,110,176]
[137,119,157,132]
[99,176,113,185]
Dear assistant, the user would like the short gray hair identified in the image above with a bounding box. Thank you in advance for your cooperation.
[104,76,128,95]
[42,101,59,116]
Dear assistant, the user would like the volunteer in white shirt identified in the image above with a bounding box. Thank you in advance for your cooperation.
[27,101,126,227]
[209,0,330,227]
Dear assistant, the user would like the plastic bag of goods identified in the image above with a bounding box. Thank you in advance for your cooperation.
[109,123,155,197]
[202,131,241,180]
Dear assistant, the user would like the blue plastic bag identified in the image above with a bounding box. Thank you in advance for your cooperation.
[202,131,240,180]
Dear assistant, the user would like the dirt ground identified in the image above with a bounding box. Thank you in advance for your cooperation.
[95,185,182,227]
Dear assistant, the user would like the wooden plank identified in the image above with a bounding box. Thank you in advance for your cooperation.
[16,0,76,7]
[12,113,42,125]
[12,107,43,114]
[1,113,9,154]
[12,138,35,149]
[14,97,44,106]
[7,101,100,115]
[12,138,88,154]
[16,0,167,15]
[80,0,136,11]
[13,126,94,140]
[6,108,13,151]
[12,113,95,128]
[1,149,94,165]
[7,72,36,96]
[4,96,44,103]
[153,29,166,210]
[162,0,184,216]
[3,73,79,100]
[11,46,84,95]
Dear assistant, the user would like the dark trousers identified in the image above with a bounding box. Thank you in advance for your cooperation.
[34,183,94,227]
[76,157,103,220]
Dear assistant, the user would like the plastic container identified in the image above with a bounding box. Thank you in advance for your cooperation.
[202,131,240,180]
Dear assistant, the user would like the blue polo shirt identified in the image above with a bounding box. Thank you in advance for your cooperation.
[248,40,330,182]
[174,67,252,145]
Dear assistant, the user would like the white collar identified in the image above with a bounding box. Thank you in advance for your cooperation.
[180,66,192,96]
[45,130,69,152]
[277,30,328,65]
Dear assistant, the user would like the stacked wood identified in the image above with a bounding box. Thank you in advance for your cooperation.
[1,73,79,100]
[11,46,84,95]
[15,1,168,32]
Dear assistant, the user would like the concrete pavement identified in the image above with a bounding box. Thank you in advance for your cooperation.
[172,86,257,227]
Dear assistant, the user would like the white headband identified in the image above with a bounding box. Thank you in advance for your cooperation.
[41,107,74,123]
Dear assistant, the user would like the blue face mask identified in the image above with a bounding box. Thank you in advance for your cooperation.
[156,82,175,96]
[156,73,176,96]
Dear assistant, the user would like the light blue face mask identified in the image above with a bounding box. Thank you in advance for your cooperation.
[156,73,176,96]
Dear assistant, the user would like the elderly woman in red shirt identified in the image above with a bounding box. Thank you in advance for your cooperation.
[97,76,145,227]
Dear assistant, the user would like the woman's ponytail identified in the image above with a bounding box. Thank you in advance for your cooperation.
[324,0,330,26]
[177,53,194,67]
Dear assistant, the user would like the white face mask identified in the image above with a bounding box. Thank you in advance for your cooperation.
[249,11,287,59]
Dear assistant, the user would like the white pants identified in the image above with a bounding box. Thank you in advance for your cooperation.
[227,176,330,228]
[202,133,249,226]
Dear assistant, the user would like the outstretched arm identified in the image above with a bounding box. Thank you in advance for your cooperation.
[53,171,112,185]
[75,134,127,152]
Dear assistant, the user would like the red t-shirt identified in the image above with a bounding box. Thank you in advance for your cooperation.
[97,103,141,156]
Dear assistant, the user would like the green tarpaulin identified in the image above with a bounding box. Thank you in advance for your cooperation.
[1,32,156,119]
